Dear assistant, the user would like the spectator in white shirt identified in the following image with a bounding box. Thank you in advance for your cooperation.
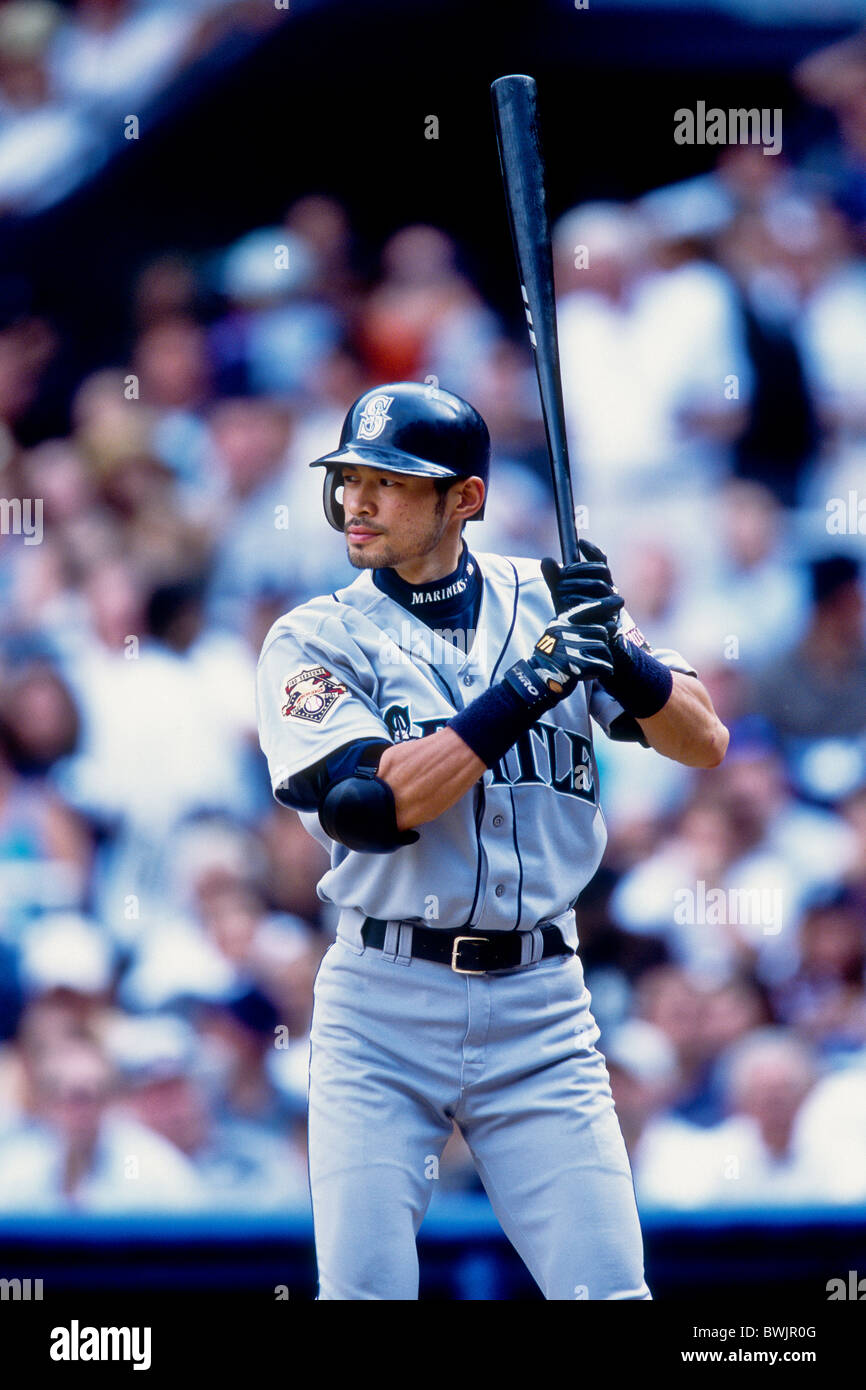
[604,1018,717,1210]
[47,0,197,119]
[554,200,751,575]
[686,1030,836,1207]
[793,1050,866,1203]
[0,1036,202,1210]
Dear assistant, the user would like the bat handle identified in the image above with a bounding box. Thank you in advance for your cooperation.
[558,507,579,566]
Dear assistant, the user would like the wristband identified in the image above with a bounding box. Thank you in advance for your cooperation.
[450,663,556,768]
[600,640,673,719]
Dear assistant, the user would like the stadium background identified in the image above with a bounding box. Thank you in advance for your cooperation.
[0,0,864,1301]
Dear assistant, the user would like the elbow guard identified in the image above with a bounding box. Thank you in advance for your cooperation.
[319,771,420,854]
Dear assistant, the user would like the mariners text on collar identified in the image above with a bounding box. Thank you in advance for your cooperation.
[410,576,470,605]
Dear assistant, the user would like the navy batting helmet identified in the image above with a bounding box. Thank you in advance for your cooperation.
[310,381,490,531]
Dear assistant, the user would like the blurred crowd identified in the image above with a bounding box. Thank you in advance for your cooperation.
[0,25,864,1217]
[0,0,281,214]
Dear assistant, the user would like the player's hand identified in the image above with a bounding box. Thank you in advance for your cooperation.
[527,614,614,697]
[541,540,624,640]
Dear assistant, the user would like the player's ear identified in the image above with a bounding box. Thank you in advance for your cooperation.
[453,477,485,521]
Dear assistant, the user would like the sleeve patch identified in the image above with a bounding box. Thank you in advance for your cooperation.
[280,666,349,725]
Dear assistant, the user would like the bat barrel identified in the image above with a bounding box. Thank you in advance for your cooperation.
[491,74,579,566]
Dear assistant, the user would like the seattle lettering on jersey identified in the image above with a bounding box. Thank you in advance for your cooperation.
[490,723,595,802]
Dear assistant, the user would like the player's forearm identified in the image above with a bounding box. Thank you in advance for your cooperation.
[377,728,486,829]
[378,619,612,830]
[636,672,729,768]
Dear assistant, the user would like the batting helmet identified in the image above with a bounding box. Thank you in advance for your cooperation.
[310,381,490,531]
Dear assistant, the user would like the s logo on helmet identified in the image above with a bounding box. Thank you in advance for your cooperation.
[357,394,394,441]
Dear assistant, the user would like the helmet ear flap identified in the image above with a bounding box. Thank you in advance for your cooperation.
[323,469,345,532]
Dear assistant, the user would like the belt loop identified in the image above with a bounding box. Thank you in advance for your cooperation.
[339,907,367,954]
[381,920,400,961]
[396,922,413,966]
[520,926,545,966]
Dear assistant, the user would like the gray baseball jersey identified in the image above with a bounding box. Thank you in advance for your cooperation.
[256,551,693,947]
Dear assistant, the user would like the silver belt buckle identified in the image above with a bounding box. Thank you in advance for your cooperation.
[450,935,490,975]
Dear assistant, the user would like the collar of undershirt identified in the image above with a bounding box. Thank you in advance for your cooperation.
[372,543,481,631]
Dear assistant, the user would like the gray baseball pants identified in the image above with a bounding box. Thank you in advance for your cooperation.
[307,931,652,1301]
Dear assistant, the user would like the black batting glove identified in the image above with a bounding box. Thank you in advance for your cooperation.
[540,539,624,641]
[451,597,619,771]
[504,611,615,715]
[544,541,675,719]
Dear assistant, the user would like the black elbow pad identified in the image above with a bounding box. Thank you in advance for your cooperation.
[319,772,420,854]
[608,712,649,747]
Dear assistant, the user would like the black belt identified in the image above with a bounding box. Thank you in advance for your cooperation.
[361,917,573,975]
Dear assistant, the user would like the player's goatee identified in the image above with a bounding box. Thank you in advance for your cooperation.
[344,516,448,571]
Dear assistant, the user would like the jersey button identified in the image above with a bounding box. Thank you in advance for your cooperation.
[492,815,504,827]
[462,675,474,687]
[494,883,505,897]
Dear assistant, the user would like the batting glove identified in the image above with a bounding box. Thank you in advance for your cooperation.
[541,540,624,641]
[545,541,675,719]
[503,614,614,716]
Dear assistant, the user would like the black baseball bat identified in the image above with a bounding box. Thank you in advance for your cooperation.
[491,73,578,566]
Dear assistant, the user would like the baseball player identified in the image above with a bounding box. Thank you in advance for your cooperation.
[256,381,729,1300]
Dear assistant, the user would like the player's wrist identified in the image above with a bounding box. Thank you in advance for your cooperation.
[600,637,673,719]
[449,663,557,769]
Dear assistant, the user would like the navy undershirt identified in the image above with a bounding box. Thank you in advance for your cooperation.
[279,546,483,810]
[372,542,483,646]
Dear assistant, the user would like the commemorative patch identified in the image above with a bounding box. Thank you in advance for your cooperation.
[281,666,348,725]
